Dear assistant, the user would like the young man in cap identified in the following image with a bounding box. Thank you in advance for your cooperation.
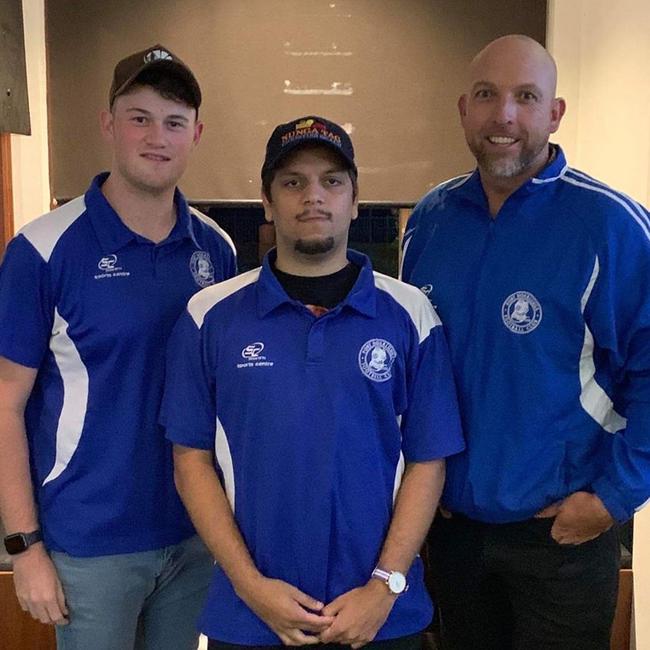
[401,35,650,649]
[161,116,464,648]
[0,44,236,649]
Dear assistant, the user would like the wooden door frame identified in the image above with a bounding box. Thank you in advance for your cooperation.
[0,133,13,252]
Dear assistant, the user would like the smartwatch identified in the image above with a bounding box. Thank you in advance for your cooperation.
[371,567,409,595]
[4,530,43,555]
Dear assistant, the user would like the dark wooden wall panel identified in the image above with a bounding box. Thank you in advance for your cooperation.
[0,0,30,135]
[46,0,546,203]
[0,572,56,650]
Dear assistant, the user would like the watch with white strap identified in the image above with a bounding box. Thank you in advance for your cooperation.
[371,567,409,595]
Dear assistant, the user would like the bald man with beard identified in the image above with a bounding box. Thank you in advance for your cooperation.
[401,35,650,649]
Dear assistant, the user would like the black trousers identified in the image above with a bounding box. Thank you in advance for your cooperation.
[208,633,423,650]
[426,514,620,650]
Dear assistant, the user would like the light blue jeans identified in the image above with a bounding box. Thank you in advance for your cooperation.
[51,534,212,650]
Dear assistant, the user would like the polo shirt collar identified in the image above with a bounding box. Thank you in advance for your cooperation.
[172,190,201,248]
[256,248,377,319]
[85,172,199,254]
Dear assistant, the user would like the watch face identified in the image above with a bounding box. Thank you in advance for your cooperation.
[387,571,407,594]
[4,534,28,555]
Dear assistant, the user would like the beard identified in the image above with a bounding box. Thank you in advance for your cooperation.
[294,236,335,255]
[469,137,548,179]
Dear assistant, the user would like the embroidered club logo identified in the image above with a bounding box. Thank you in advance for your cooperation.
[419,284,437,309]
[237,341,274,369]
[98,254,118,272]
[144,48,173,63]
[94,254,129,280]
[241,342,265,360]
[190,251,215,288]
[358,339,397,383]
[501,291,542,334]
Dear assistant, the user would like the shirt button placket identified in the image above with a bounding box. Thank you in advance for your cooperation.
[152,245,161,280]
[306,318,326,363]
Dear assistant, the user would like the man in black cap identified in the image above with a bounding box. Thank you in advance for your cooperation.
[0,45,236,649]
[161,116,464,648]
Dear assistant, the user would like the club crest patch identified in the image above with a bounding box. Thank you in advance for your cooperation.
[501,291,542,334]
[190,251,215,288]
[358,339,397,382]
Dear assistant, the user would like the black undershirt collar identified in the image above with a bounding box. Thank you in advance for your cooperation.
[271,260,360,314]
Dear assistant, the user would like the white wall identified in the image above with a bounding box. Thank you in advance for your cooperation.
[548,0,650,206]
[548,2,650,648]
[10,0,50,232]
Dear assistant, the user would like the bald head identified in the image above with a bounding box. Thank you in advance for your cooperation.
[468,35,558,99]
[458,34,565,190]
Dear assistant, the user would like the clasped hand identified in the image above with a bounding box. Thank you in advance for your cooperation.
[242,576,396,647]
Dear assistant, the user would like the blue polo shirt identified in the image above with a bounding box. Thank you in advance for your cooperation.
[0,173,236,556]
[162,250,464,644]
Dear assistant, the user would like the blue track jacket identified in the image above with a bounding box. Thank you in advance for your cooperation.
[401,145,650,524]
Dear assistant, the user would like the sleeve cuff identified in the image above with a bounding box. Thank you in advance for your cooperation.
[592,476,634,523]
[165,428,215,451]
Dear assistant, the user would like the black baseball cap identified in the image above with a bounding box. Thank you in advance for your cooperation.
[109,44,202,110]
[261,116,357,178]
